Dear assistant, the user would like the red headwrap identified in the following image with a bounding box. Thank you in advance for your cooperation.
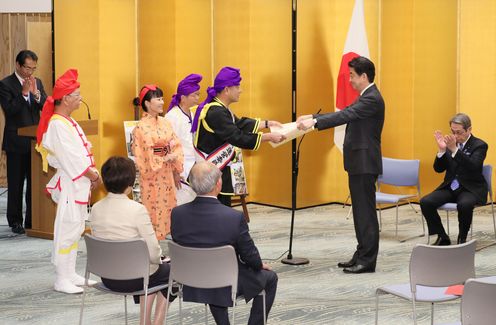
[36,69,80,145]
[139,84,157,106]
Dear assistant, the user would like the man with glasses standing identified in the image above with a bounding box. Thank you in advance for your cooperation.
[420,113,488,245]
[0,50,47,234]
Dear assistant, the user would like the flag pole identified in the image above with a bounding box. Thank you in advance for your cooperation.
[282,0,309,266]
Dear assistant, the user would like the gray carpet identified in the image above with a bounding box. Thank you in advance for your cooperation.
[1,194,496,324]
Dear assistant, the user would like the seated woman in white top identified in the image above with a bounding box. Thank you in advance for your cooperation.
[89,156,174,325]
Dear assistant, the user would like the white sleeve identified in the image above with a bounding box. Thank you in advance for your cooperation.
[45,120,94,180]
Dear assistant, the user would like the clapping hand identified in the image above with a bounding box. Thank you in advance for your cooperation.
[444,134,457,152]
[21,78,31,96]
[434,130,446,152]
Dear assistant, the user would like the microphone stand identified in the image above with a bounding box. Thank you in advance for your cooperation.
[282,0,309,266]
[81,99,91,120]
[281,133,310,265]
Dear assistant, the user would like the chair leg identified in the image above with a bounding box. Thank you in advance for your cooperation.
[231,294,236,325]
[124,296,128,325]
[446,211,450,235]
[430,303,434,325]
[346,204,353,219]
[412,298,417,325]
[79,287,87,325]
[179,293,183,325]
[343,194,350,208]
[375,291,380,325]
[378,207,382,232]
[421,212,426,236]
[408,201,418,213]
[262,291,267,325]
[395,204,399,240]
[492,201,496,240]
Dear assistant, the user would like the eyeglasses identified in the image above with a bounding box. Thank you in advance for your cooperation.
[22,65,37,72]
[451,129,467,135]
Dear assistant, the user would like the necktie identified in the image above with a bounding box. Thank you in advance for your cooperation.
[450,143,464,191]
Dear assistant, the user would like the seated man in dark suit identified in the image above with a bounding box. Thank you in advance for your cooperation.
[171,161,278,325]
[420,113,488,245]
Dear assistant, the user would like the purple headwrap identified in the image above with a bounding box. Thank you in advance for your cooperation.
[191,67,242,132]
[167,73,203,111]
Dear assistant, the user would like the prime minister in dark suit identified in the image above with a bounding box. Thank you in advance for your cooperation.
[0,50,47,234]
[170,161,278,325]
[297,56,385,274]
[420,113,488,246]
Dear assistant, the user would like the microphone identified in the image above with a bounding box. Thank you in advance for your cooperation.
[81,99,91,120]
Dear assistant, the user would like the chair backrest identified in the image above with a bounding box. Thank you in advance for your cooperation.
[461,278,496,325]
[378,157,420,188]
[84,234,151,282]
[482,165,492,196]
[168,241,238,292]
[409,240,476,292]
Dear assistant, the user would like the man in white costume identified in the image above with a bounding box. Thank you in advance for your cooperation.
[36,69,101,294]
[165,73,202,205]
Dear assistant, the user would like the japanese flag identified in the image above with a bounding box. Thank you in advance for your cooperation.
[334,0,370,152]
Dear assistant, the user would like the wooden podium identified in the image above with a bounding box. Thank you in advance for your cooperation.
[18,120,98,239]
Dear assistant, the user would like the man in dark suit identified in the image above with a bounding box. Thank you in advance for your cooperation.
[297,56,385,274]
[0,50,47,234]
[420,113,488,246]
[171,161,278,325]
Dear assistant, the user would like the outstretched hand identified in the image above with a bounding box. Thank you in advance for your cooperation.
[297,117,315,131]
[268,120,283,129]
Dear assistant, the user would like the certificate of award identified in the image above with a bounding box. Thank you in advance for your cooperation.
[269,122,313,148]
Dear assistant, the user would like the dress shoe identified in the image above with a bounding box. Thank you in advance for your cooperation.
[11,224,25,234]
[337,259,356,268]
[343,264,375,274]
[457,234,467,244]
[432,235,451,246]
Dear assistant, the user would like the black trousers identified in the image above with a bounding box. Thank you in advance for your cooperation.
[6,151,31,228]
[209,269,278,325]
[102,263,173,304]
[420,187,478,237]
[348,173,379,267]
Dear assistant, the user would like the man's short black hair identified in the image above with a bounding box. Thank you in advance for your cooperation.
[15,50,38,65]
[348,56,375,83]
[101,156,136,194]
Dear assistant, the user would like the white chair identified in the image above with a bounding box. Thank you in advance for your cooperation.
[375,240,476,325]
[79,235,169,325]
[437,165,496,246]
[376,157,425,241]
[164,241,266,325]
[436,277,496,325]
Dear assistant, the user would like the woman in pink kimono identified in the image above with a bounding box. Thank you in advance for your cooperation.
[132,85,184,240]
